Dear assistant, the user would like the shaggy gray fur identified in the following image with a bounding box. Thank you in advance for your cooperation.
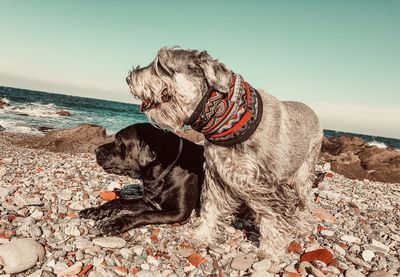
[126,48,323,268]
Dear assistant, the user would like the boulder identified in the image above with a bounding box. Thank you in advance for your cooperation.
[36,126,55,133]
[17,124,114,153]
[320,135,400,183]
[56,109,72,116]
[0,125,5,132]
[0,99,10,109]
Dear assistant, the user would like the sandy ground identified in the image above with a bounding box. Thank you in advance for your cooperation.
[0,132,399,277]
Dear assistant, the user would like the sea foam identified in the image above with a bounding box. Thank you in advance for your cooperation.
[367,140,387,149]
[0,97,10,104]
[4,102,63,118]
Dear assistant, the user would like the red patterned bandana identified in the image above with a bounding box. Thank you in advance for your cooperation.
[185,73,263,146]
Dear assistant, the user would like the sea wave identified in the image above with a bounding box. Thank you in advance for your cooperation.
[0,119,43,135]
[1,102,69,118]
[0,97,10,104]
[367,140,387,149]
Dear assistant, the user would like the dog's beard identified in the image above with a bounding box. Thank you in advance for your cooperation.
[145,99,189,131]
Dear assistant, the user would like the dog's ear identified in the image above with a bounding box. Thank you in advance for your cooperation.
[138,144,157,168]
[196,51,230,93]
[153,48,174,77]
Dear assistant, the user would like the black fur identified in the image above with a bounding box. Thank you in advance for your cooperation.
[80,123,205,235]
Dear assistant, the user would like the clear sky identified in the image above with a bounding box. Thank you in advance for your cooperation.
[0,1,399,138]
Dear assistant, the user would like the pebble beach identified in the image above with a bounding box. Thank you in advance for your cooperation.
[0,132,399,277]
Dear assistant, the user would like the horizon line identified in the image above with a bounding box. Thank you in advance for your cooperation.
[1,84,400,141]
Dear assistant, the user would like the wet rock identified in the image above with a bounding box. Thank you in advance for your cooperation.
[56,110,72,116]
[0,99,10,109]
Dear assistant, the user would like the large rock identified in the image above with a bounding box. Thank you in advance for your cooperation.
[320,135,400,183]
[0,99,10,109]
[56,109,72,116]
[0,238,45,274]
[17,124,114,153]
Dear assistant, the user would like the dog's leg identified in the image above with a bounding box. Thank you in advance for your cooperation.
[97,209,190,235]
[97,181,197,235]
[246,184,308,269]
[79,198,154,221]
[289,133,323,210]
[286,132,323,239]
[193,170,240,242]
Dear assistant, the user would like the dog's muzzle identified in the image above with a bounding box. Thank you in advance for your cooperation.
[95,147,107,165]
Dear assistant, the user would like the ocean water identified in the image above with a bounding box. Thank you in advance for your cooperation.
[1,86,400,149]
[0,86,146,134]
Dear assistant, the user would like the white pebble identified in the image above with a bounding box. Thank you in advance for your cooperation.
[371,239,390,253]
[333,244,346,256]
[0,238,45,274]
[252,259,271,271]
[321,230,335,237]
[341,235,361,244]
[57,261,83,276]
[93,237,126,249]
[132,245,144,256]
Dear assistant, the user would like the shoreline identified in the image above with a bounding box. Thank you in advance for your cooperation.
[0,130,399,276]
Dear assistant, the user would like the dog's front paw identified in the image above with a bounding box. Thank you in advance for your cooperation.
[97,217,129,235]
[79,207,105,220]
[191,224,214,243]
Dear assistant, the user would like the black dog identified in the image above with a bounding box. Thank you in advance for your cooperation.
[80,123,204,235]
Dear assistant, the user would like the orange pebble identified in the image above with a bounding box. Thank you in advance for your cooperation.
[287,241,302,254]
[188,252,207,267]
[115,266,128,276]
[312,207,336,223]
[300,248,334,265]
[326,172,334,177]
[131,267,140,275]
[99,191,117,201]
[78,264,93,276]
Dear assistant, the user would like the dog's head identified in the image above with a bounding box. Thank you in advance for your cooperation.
[126,48,232,131]
[95,124,157,179]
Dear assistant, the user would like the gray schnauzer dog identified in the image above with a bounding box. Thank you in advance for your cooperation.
[126,48,323,264]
